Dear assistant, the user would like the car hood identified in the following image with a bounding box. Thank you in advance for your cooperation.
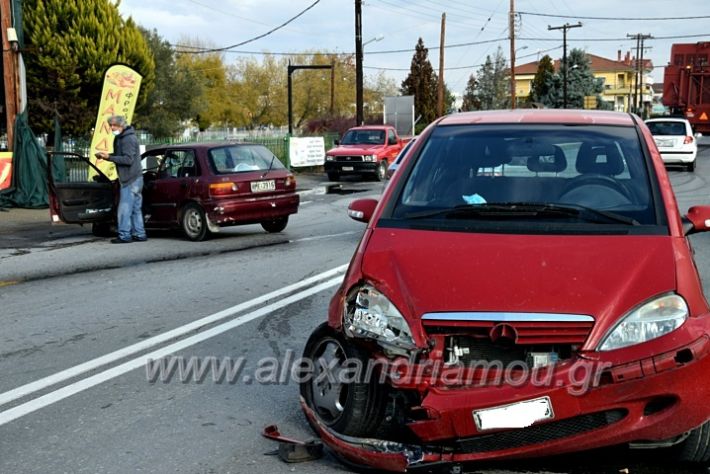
[360,228,676,329]
[328,144,383,155]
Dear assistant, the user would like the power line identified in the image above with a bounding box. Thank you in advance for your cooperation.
[179,0,321,54]
[519,11,710,21]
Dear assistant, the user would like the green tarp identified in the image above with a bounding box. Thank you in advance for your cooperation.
[0,113,52,209]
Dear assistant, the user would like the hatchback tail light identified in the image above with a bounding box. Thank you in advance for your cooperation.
[285,175,296,188]
[684,135,694,144]
[209,182,238,196]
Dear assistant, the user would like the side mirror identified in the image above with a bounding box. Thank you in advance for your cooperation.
[347,198,378,223]
[334,139,340,146]
[685,205,710,234]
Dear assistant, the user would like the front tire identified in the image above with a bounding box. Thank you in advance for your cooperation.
[327,172,340,182]
[181,202,209,241]
[300,323,386,437]
[674,421,710,465]
[91,222,113,237]
[261,216,288,233]
[374,161,387,182]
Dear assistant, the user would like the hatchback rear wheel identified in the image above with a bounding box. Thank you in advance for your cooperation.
[261,216,288,233]
[181,202,209,241]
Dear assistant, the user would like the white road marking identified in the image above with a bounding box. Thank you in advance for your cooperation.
[292,231,358,242]
[0,276,343,426]
[0,264,347,409]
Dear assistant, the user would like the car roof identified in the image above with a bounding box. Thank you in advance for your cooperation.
[161,142,264,150]
[438,109,636,127]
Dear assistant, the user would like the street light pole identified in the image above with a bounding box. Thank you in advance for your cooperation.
[548,22,582,109]
[355,0,364,126]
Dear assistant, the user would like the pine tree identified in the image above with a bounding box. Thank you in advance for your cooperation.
[545,49,604,109]
[461,74,481,111]
[401,38,438,128]
[476,47,509,110]
[529,55,556,106]
[24,0,155,135]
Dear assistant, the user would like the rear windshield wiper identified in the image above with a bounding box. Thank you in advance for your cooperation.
[404,202,639,225]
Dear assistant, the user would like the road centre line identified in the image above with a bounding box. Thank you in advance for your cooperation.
[0,264,347,409]
[0,276,343,427]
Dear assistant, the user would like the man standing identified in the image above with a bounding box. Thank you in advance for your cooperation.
[96,115,147,243]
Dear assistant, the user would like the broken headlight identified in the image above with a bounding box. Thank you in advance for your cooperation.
[599,294,688,351]
[343,285,416,355]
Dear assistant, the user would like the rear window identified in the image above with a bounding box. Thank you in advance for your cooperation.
[208,145,285,174]
[646,121,687,136]
[387,124,663,231]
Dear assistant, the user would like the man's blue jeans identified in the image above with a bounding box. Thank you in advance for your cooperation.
[117,177,146,241]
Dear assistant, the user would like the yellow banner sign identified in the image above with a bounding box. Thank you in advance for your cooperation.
[89,64,143,181]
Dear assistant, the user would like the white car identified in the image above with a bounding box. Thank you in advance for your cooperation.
[645,118,701,171]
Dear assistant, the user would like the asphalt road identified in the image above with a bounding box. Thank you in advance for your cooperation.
[1,153,710,474]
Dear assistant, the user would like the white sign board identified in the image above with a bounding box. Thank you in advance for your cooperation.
[289,137,325,167]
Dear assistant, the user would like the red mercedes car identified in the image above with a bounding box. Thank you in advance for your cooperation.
[299,109,710,472]
[48,143,299,241]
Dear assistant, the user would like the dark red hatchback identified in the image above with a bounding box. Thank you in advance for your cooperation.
[48,143,299,241]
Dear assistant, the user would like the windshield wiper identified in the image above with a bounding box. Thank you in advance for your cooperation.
[405,202,640,225]
[261,155,276,178]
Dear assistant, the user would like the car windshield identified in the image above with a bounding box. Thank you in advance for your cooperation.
[388,124,663,232]
[646,121,687,136]
[208,145,285,174]
[340,129,385,145]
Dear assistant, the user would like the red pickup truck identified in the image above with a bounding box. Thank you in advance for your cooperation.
[324,125,406,181]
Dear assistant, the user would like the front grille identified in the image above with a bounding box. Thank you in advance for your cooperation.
[335,155,364,162]
[452,409,626,453]
[423,320,593,345]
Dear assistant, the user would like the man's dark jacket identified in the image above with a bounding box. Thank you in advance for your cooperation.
[108,126,142,186]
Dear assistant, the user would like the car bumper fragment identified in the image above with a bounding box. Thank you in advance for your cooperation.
[206,193,299,225]
[324,162,378,174]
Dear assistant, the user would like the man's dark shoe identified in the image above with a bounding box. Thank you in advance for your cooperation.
[110,238,132,244]
[132,236,148,242]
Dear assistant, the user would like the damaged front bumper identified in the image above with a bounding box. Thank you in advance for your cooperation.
[302,333,710,473]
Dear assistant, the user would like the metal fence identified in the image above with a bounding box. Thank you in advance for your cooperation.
[56,132,340,169]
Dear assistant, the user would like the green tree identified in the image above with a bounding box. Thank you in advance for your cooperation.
[546,49,604,109]
[461,74,481,111]
[401,38,438,127]
[133,28,203,138]
[528,55,556,106]
[24,0,155,135]
[476,47,509,110]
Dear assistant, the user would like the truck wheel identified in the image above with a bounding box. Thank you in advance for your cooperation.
[327,172,340,182]
[300,323,386,437]
[374,161,387,181]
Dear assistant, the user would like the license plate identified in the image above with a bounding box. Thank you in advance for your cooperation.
[342,166,354,171]
[250,180,276,193]
[656,139,673,147]
[473,396,554,431]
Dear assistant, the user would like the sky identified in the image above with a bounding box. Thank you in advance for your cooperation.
[117,0,710,95]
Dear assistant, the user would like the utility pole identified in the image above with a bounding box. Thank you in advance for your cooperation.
[626,33,652,115]
[1,0,19,150]
[330,59,335,116]
[355,0,364,126]
[509,0,516,109]
[437,13,446,117]
[548,22,582,109]
[629,34,641,114]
